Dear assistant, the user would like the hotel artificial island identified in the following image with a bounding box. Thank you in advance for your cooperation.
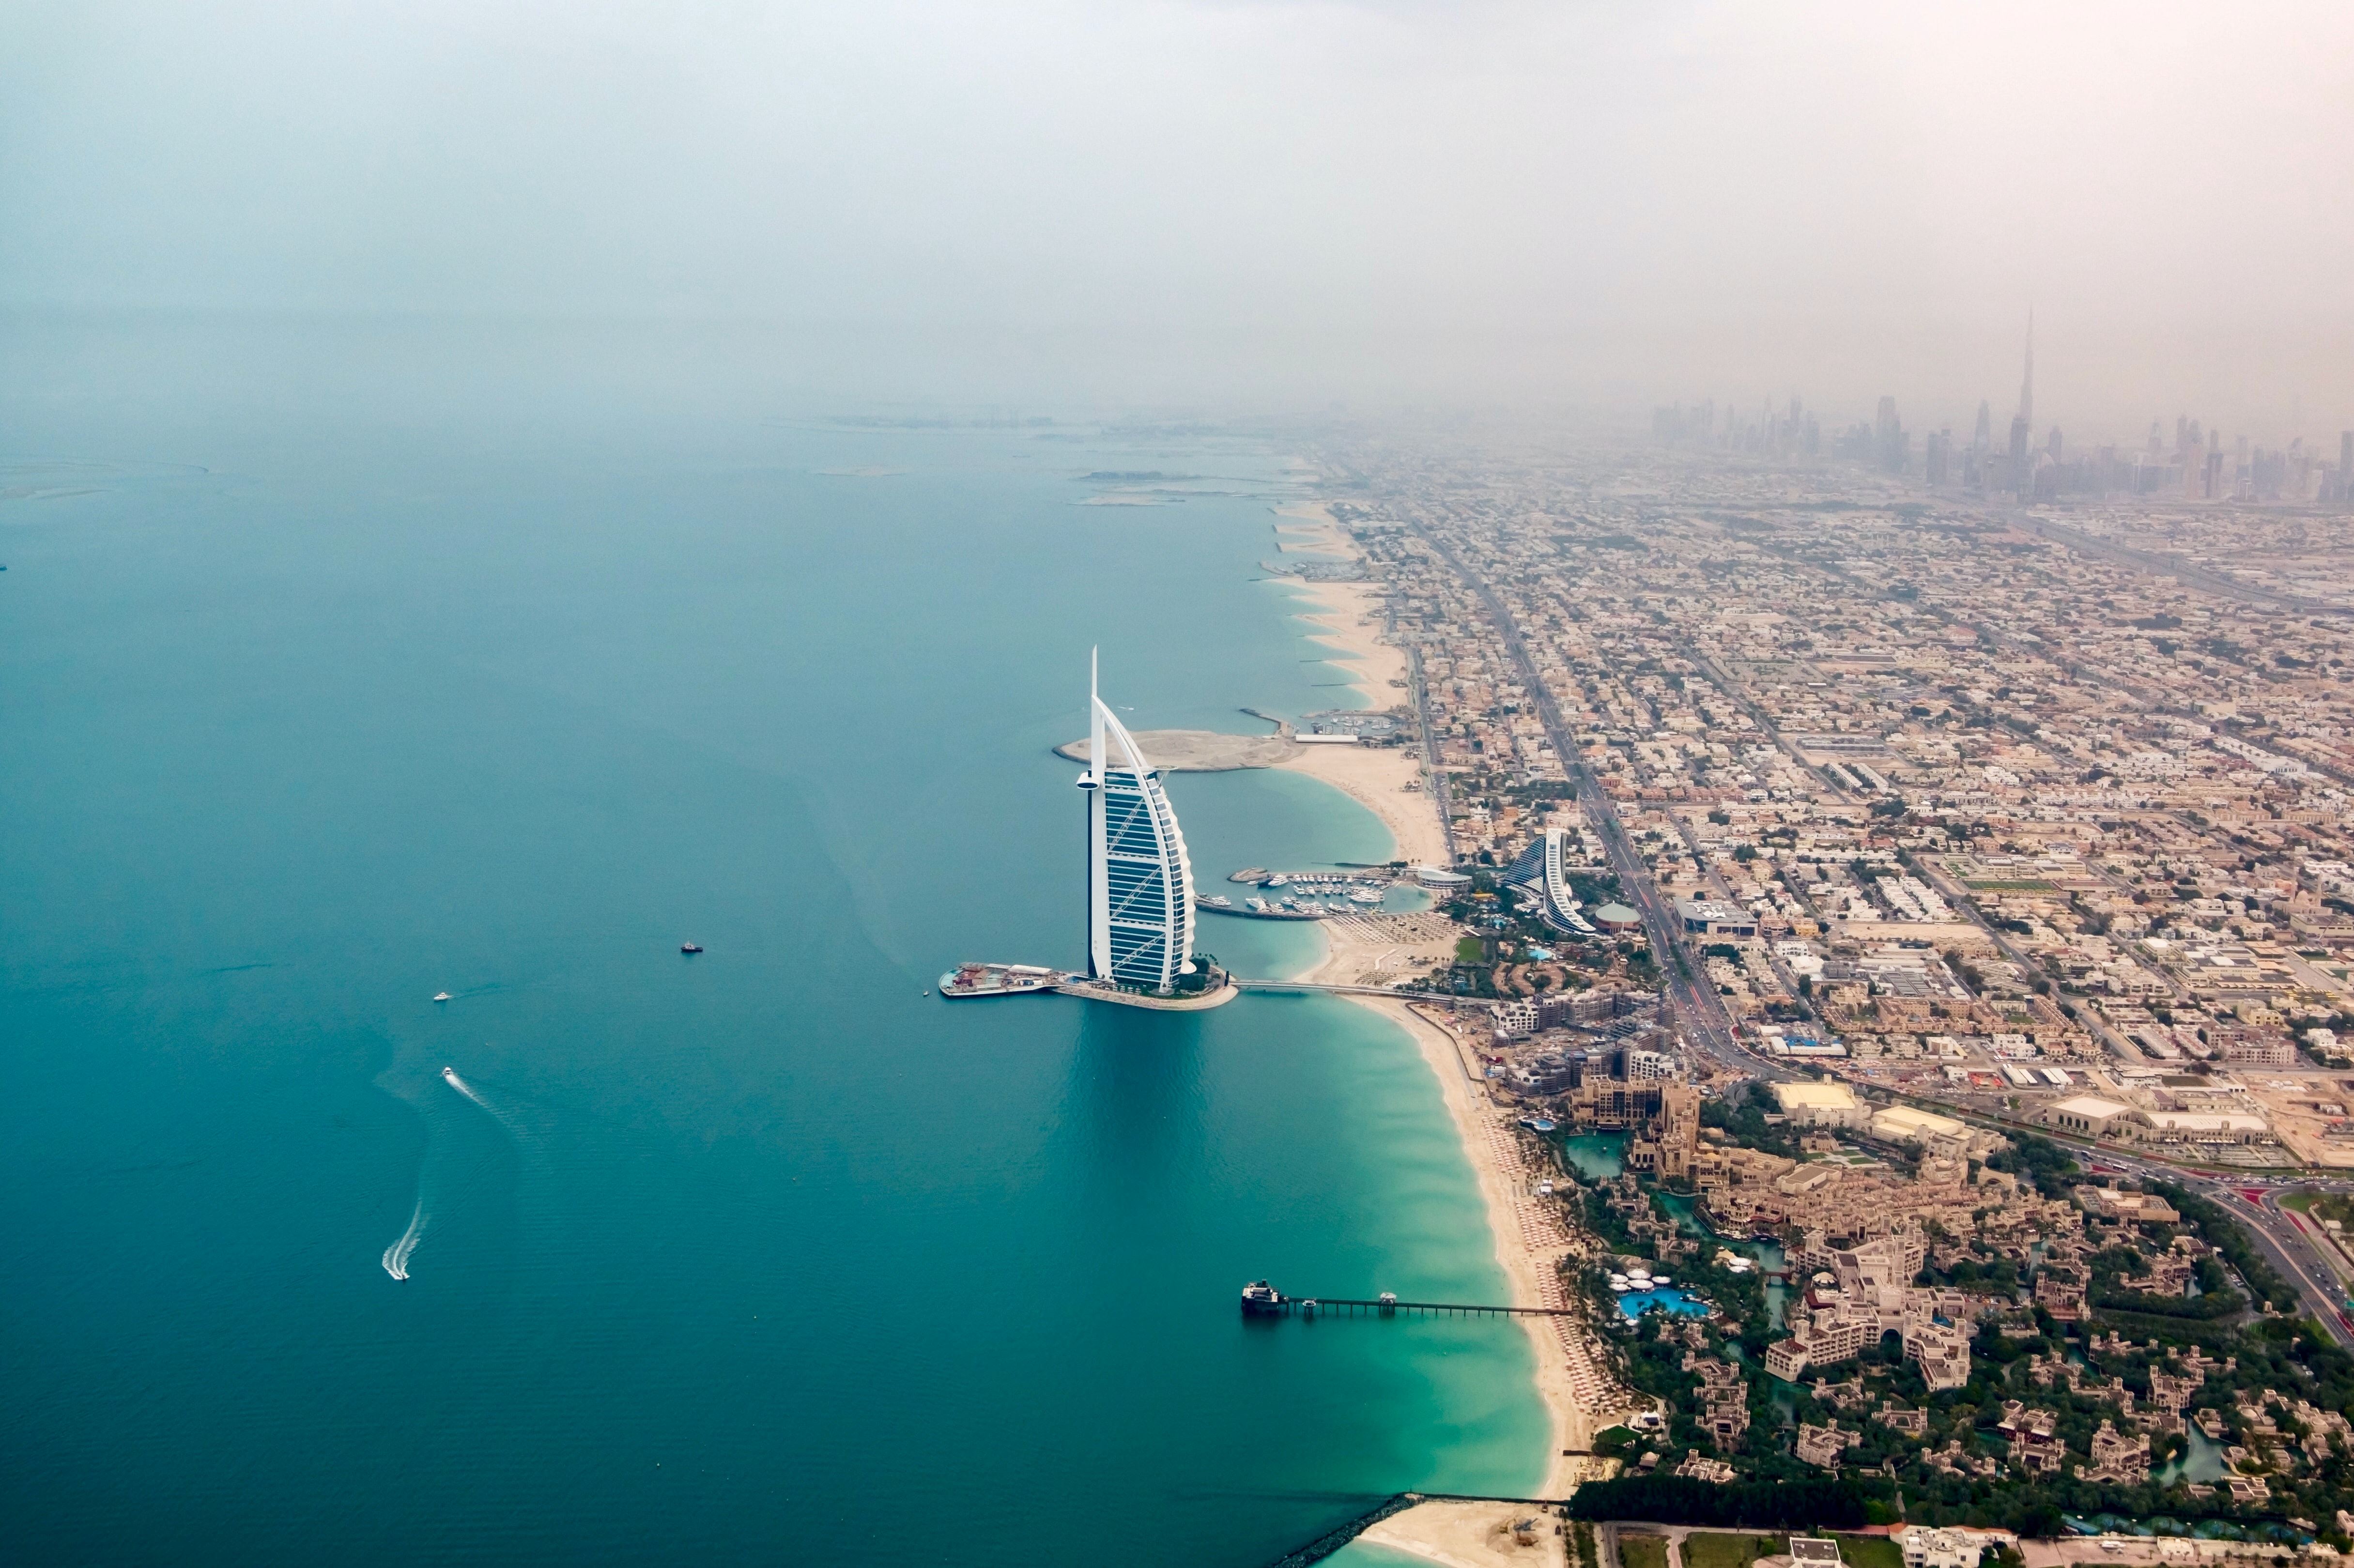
[940,653,1234,1009]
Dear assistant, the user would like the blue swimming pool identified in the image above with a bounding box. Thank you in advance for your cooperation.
[1617,1286,1711,1319]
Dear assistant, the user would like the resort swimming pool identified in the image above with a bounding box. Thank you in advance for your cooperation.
[1616,1286,1711,1319]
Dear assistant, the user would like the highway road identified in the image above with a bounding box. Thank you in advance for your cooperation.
[2008,508,2350,618]
[1386,498,2354,1351]
[1408,522,1780,1082]
[2072,1149,2354,1348]
[1401,637,1459,865]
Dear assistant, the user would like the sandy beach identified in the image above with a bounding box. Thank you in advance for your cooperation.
[1268,498,1408,710]
[1342,995,1631,1568]
[1266,503,1448,864]
[1361,997,1634,1482]
[1265,497,1628,1559]
[1287,578,1408,707]
[1283,870,1632,1514]
[1280,739,1448,868]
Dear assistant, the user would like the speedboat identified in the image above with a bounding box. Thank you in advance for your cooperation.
[680,942,703,954]
[431,992,452,1002]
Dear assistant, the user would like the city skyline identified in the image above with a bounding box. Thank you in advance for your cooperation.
[1652,316,2354,506]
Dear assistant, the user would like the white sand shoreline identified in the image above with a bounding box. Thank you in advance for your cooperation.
[1263,502,1452,870]
[1255,507,1623,1558]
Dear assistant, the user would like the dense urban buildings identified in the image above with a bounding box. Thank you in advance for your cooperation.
[1305,378,2354,1540]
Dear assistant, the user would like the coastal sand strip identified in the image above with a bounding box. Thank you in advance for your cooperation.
[1275,679,1631,1479]
[1265,545,1629,1563]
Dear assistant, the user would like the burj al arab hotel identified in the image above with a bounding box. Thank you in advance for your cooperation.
[1070,653,1231,1009]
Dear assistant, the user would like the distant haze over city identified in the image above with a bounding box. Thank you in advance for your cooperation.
[6,0,2351,431]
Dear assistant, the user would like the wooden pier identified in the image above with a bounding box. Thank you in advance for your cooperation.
[1243,1286,1581,1320]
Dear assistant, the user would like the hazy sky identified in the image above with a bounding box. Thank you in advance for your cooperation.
[6,1,2351,431]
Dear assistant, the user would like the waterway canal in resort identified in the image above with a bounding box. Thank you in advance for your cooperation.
[1558,1133,1789,1330]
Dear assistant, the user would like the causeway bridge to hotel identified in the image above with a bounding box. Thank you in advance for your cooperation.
[1231,979,1415,998]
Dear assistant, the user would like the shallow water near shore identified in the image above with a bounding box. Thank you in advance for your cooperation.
[0,324,1543,1566]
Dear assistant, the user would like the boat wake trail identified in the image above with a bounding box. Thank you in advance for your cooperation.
[441,1067,545,1153]
[376,1054,556,1283]
[382,1200,427,1280]
[442,1065,494,1112]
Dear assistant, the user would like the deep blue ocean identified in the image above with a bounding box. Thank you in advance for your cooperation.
[0,320,1541,1566]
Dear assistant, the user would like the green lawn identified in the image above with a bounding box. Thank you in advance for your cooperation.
[2284,1191,2354,1228]
[1683,1534,1787,1568]
[1619,1536,1671,1568]
[1831,1535,1905,1568]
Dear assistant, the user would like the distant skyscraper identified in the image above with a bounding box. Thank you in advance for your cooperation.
[1972,400,1992,452]
[2341,431,2353,504]
[1076,652,1197,993]
[2001,314,2037,500]
[2017,312,2034,433]
[1874,396,1908,474]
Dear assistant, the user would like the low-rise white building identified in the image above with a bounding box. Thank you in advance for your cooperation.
[2140,1110,2269,1145]
[2044,1094,2133,1138]
[1772,1081,1866,1130]
[1900,1528,1998,1568]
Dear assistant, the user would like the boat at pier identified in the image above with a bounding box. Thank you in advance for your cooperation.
[1203,893,1325,921]
[939,961,1062,999]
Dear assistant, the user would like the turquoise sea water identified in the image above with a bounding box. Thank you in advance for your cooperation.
[0,326,1543,1566]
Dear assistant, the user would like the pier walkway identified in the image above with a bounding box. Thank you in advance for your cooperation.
[1250,1294,1582,1320]
[1231,979,1413,998]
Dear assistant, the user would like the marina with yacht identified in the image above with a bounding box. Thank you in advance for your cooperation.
[1200,864,1400,920]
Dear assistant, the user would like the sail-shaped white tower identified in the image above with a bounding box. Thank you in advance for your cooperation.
[1075,650,1197,993]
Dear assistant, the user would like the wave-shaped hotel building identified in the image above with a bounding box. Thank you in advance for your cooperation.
[1500,826,1597,936]
[1068,653,1231,1009]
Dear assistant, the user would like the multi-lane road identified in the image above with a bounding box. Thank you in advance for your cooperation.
[2063,1147,2354,1347]
[1408,522,1771,1080]
[1408,514,2354,1345]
